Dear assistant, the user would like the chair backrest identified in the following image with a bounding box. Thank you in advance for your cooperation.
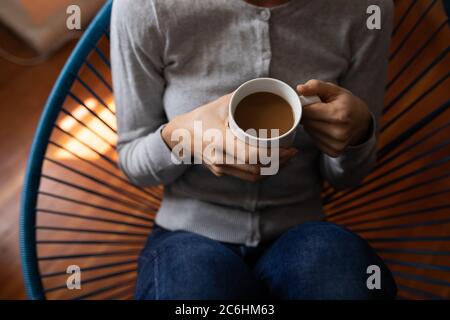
[20,0,450,299]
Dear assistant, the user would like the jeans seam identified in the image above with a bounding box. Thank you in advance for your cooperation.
[153,250,159,300]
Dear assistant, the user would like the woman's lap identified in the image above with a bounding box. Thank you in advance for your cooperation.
[135,225,266,299]
[135,222,397,300]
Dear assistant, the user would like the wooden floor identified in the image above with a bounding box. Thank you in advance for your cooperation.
[0,23,76,299]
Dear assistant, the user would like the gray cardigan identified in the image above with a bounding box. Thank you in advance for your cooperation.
[110,0,393,246]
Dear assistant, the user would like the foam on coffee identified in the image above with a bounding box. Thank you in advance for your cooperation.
[233,92,294,138]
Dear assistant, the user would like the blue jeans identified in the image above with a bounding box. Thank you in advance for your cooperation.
[135,222,397,300]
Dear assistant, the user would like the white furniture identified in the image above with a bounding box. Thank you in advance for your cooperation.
[0,0,104,54]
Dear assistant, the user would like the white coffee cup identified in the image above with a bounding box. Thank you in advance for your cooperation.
[229,77,321,147]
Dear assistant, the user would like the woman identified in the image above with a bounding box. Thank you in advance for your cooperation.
[111,0,397,299]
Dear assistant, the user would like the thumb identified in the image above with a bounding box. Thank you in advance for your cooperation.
[297,79,340,101]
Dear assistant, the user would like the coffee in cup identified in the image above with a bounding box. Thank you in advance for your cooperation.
[233,92,294,138]
[229,77,321,147]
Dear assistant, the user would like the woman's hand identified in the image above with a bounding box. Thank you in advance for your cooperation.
[162,93,298,181]
[297,80,372,158]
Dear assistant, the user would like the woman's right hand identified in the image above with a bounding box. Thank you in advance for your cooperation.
[162,93,298,182]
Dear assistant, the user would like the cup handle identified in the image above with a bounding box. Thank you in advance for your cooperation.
[299,95,321,106]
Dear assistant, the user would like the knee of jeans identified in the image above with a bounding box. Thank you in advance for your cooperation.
[284,222,376,262]
[136,231,263,299]
[149,231,233,267]
[284,221,349,245]
[257,222,397,299]
[137,231,224,285]
[258,221,390,278]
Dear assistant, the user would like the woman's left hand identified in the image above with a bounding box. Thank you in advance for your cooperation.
[297,80,372,158]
